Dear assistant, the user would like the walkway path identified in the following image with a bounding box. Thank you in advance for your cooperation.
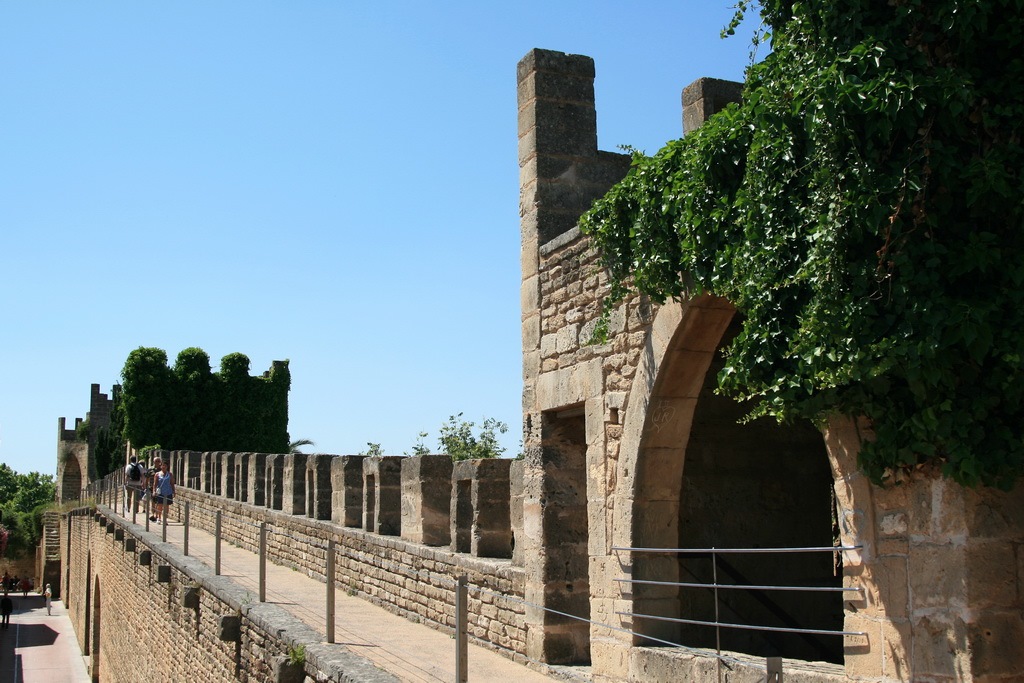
[0,594,91,683]
[122,512,581,683]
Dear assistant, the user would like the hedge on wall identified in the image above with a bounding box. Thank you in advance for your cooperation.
[580,1,1024,488]
[121,347,290,454]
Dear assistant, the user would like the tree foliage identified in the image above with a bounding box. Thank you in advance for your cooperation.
[121,347,291,454]
[0,464,56,558]
[439,414,508,461]
[580,1,1024,487]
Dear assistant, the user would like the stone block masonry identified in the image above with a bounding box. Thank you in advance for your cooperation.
[61,507,397,683]
[171,485,531,659]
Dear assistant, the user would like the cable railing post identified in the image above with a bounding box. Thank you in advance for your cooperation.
[183,502,190,556]
[712,547,721,657]
[326,539,336,644]
[456,574,468,683]
[767,656,783,682]
[215,510,222,575]
[259,522,267,602]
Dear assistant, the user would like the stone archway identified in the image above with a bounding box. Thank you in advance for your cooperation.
[59,446,86,504]
[607,294,855,667]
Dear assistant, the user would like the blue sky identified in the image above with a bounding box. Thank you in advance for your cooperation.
[0,2,756,477]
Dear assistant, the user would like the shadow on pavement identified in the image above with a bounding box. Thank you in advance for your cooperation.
[13,623,59,647]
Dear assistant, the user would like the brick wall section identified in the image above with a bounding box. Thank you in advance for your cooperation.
[175,487,531,657]
[62,507,397,682]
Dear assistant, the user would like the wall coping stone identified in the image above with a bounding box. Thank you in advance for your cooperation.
[94,504,399,683]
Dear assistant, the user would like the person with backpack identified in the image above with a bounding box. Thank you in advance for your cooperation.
[124,454,146,514]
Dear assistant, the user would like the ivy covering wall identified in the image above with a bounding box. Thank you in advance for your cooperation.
[580,1,1024,487]
[121,347,291,455]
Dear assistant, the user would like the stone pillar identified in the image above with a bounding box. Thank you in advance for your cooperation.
[282,454,307,515]
[518,47,631,666]
[233,453,249,501]
[183,451,201,489]
[363,456,403,536]
[201,452,215,494]
[219,452,235,499]
[211,451,228,496]
[246,453,268,506]
[451,458,513,558]
[400,455,453,546]
[510,459,526,566]
[825,415,1024,682]
[681,77,742,135]
[331,456,366,527]
[264,454,283,511]
[305,455,333,520]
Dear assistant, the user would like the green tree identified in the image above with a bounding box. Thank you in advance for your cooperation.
[438,414,508,461]
[289,439,315,454]
[119,347,290,454]
[0,465,56,559]
[581,1,1024,487]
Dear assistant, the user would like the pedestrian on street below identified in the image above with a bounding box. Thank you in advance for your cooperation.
[1,592,12,629]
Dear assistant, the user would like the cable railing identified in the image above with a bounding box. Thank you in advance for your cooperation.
[80,472,852,682]
[613,544,864,671]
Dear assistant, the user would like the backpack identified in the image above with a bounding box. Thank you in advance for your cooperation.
[128,463,142,482]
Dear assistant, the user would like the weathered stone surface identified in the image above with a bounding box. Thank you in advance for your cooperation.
[400,455,452,546]
[451,458,513,559]
[363,456,403,536]
[304,454,332,520]
[330,455,366,527]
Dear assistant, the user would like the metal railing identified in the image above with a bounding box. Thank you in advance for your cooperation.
[79,472,858,681]
[613,544,865,667]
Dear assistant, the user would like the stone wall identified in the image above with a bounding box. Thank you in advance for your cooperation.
[516,47,1024,683]
[61,507,395,683]
[172,485,529,656]
[56,383,114,502]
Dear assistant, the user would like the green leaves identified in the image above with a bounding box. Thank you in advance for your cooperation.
[581,1,1024,487]
[121,347,290,454]
[438,413,509,461]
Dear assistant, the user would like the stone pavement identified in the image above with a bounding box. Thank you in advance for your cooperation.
[127,513,583,683]
[0,594,91,682]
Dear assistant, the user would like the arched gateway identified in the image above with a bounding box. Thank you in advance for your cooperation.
[518,48,1024,682]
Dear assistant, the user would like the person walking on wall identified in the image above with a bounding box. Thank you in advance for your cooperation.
[146,456,161,521]
[152,459,175,523]
[0,592,12,629]
[124,455,146,514]
[44,583,52,615]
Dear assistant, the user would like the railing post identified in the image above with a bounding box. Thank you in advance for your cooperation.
[456,575,468,683]
[767,656,783,682]
[712,547,721,656]
[259,522,267,602]
[183,502,190,556]
[145,495,151,533]
[326,539,335,644]
[215,510,222,575]
[162,507,168,542]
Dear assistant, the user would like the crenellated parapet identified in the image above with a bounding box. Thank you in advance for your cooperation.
[152,448,524,565]
[56,383,115,502]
